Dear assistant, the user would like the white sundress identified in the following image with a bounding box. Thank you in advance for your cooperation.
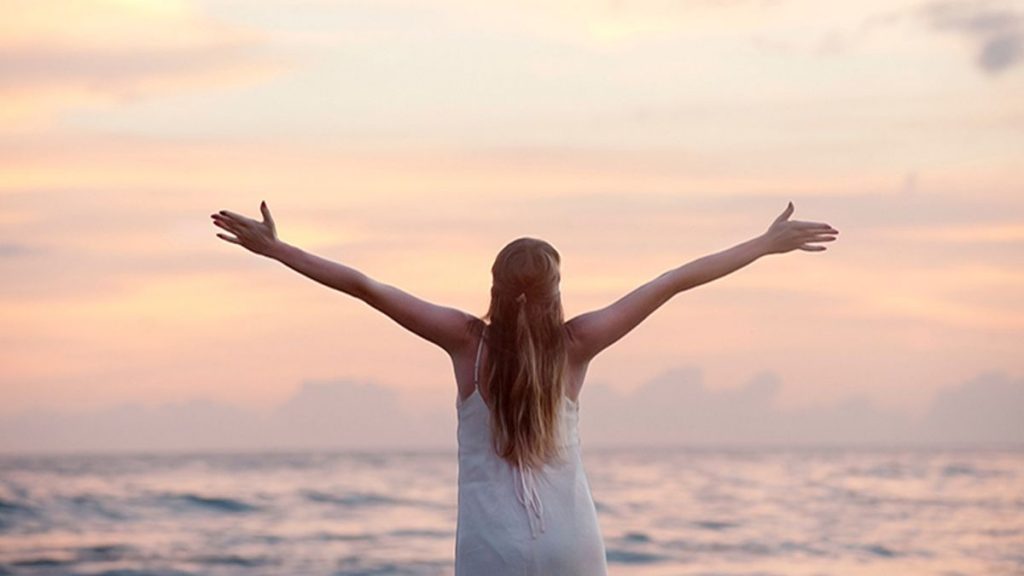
[454,328,608,575]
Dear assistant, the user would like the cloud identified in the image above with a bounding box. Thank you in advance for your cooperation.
[273,380,452,448]
[0,242,36,258]
[0,0,279,128]
[806,1,1024,75]
[918,371,1024,442]
[0,379,453,454]
[578,367,918,446]
[1,369,1020,454]
[920,0,1024,74]
[0,44,266,93]
[438,0,788,48]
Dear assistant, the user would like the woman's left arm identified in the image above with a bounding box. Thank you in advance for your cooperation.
[212,203,476,355]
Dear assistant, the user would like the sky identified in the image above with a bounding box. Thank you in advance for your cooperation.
[1,0,1022,451]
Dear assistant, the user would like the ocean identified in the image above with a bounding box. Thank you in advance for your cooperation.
[1,446,1021,575]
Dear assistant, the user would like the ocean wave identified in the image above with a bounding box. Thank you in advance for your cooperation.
[66,495,129,521]
[88,565,197,569]
[10,557,73,568]
[189,554,275,568]
[311,531,377,542]
[160,493,258,513]
[693,519,739,531]
[387,528,453,539]
[663,538,779,558]
[302,490,399,507]
[331,557,448,576]
[619,531,652,543]
[0,499,29,513]
[0,498,35,532]
[862,543,898,558]
[301,490,447,511]
[941,462,1012,478]
[604,548,670,564]
[75,544,135,563]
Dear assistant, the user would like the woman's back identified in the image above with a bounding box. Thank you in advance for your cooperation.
[455,325,608,575]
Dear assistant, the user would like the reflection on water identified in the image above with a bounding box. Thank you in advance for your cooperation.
[1,447,1022,575]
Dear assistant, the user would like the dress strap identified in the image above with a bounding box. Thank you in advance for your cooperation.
[473,325,486,388]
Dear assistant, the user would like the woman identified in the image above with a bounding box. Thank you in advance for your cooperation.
[210,201,838,574]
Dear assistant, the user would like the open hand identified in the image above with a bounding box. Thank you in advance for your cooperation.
[210,201,279,257]
[762,202,839,255]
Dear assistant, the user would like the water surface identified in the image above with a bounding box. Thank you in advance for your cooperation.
[1,446,1021,575]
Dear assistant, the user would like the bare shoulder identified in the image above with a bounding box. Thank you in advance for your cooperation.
[450,316,486,359]
[451,317,487,399]
[563,319,590,364]
[562,323,592,402]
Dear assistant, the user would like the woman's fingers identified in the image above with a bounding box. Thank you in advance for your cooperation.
[794,221,837,232]
[213,214,251,233]
[216,216,249,231]
[213,218,244,236]
[218,209,251,223]
[792,231,836,253]
[216,233,241,245]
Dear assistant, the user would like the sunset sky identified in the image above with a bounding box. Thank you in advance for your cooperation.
[2,0,1022,450]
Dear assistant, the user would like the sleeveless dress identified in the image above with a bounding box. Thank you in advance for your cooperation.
[455,328,608,575]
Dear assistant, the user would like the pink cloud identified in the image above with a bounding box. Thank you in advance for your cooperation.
[0,0,281,128]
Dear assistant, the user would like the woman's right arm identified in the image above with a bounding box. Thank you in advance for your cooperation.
[212,203,477,355]
[565,202,838,363]
[267,241,477,353]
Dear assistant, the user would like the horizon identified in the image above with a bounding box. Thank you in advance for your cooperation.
[3,369,1021,454]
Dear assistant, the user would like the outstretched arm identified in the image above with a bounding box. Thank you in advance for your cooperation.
[211,202,476,355]
[565,202,838,362]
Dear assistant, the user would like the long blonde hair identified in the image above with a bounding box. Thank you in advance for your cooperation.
[482,238,567,472]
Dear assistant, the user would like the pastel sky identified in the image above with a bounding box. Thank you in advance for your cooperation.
[2,0,1022,448]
